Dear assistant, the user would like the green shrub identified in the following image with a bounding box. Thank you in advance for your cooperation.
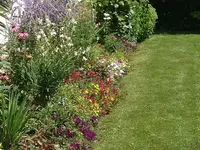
[131,0,158,42]
[90,0,157,42]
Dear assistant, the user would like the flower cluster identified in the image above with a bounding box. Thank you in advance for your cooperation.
[73,117,96,141]
[98,54,128,81]
[107,60,127,81]
[11,25,29,40]
[50,114,97,150]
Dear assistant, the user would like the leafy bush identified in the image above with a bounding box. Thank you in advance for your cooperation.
[131,0,158,42]
[90,0,157,42]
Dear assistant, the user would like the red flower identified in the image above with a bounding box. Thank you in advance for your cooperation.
[65,78,70,83]
[57,128,63,135]
[70,71,81,80]
[88,71,95,77]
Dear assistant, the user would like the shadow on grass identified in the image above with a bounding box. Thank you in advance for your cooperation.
[154,29,200,35]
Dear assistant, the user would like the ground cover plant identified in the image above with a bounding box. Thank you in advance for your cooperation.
[0,0,157,149]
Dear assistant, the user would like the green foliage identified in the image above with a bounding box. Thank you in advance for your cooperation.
[190,11,200,20]
[150,0,200,31]
[0,90,28,150]
[90,0,157,42]
[103,34,124,52]
[131,1,158,42]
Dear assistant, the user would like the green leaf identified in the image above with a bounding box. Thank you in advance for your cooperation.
[119,1,125,6]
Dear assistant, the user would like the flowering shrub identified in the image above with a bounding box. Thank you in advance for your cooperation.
[88,0,157,42]
[7,1,99,104]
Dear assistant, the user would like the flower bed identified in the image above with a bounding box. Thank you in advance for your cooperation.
[16,51,128,150]
[0,0,157,149]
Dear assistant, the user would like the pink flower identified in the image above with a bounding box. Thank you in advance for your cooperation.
[0,75,9,81]
[23,32,29,37]
[11,25,20,31]
[18,33,24,37]
[95,23,100,28]
[18,32,29,39]
[1,54,8,60]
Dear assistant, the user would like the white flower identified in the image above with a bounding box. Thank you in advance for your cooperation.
[104,13,110,17]
[60,34,64,38]
[74,51,78,56]
[104,17,111,20]
[38,18,43,25]
[1,46,6,50]
[36,34,41,40]
[61,27,64,31]
[50,29,56,36]
[71,18,77,24]
[46,16,51,27]
[66,37,71,41]
[120,70,125,74]
[86,46,91,52]
[79,67,84,71]
[68,43,73,47]
[55,47,59,52]
[83,56,87,61]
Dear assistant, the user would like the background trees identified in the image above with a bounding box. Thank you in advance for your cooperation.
[150,0,200,31]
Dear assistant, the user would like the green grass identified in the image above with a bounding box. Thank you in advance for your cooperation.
[94,34,200,150]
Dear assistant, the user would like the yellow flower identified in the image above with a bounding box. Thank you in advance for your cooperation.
[94,102,99,107]
[85,89,89,94]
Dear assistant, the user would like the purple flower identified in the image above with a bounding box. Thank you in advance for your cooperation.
[91,116,97,121]
[80,127,86,133]
[57,128,63,135]
[70,143,80,150]
[22,0,73,24]
[82,129,96,141]
[51,113,57,119]
[82,122,89,127]
[65,129,74,137]
[73,117,82,124]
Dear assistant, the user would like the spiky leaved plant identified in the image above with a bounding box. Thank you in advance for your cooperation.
[0,89,29,149]
[0,0,10,32]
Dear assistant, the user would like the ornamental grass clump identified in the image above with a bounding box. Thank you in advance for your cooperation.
[0,90,29,150]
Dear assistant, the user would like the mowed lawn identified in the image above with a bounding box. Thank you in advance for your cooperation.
[94,34,200,150]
